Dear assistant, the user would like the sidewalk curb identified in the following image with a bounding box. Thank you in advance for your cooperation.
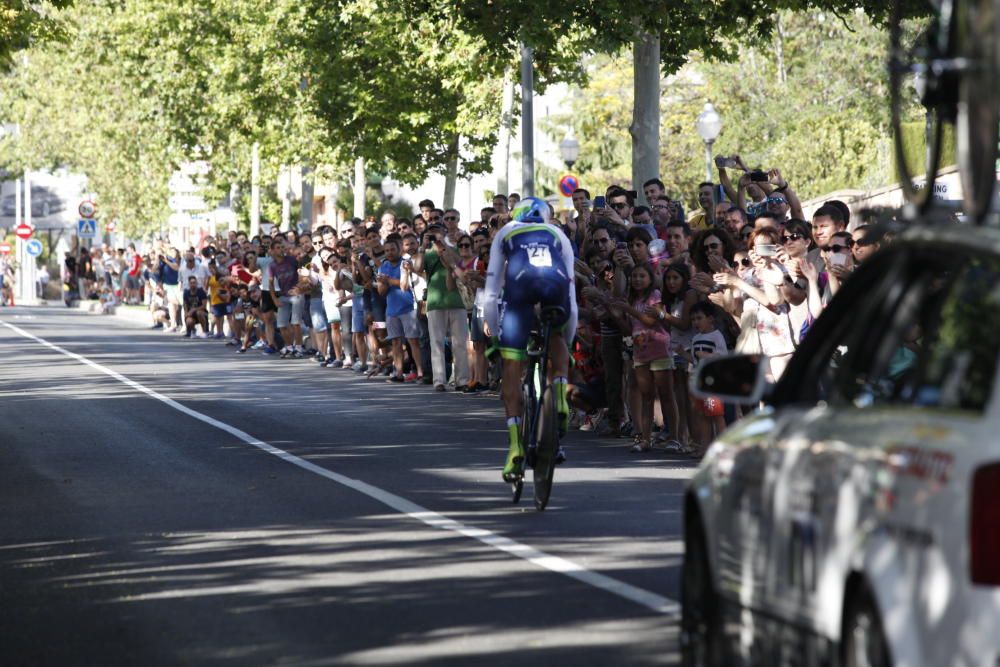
[68,300,152,328]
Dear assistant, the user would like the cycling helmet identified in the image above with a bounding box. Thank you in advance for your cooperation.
[511,196,551,225]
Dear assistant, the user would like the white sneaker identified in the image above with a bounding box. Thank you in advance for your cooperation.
[252,340,266,350]
[195,331,208,339]
[352,360,363,372]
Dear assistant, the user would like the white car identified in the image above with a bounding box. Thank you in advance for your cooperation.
[682,224,1000,667]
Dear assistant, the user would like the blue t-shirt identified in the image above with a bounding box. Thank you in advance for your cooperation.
[378,259,414,317]
[159,260,179,286]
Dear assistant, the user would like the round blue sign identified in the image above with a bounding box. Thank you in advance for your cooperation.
[25,239,43,257]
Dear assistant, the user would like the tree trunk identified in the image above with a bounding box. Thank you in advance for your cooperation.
[353,157,365,220]
[631,32,660,204]
[774,13,787,87]
[443,134,460,209]
[497,70,514,196]
[300,166,313,232]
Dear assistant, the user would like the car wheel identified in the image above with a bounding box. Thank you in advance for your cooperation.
[842,584,891,667]
[681,513,724,667]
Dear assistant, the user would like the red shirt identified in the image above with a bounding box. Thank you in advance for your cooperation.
[127,253,142,277]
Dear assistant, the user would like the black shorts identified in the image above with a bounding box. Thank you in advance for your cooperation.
[260,293,277,313]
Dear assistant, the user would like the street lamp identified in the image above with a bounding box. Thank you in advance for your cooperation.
[695,102,723,182]
[380,175,398,201]
[559,135,580,170]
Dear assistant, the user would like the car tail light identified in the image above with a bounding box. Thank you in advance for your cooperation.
[971,463,1000,585]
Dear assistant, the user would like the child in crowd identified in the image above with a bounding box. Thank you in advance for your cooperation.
[98,284,118,314]
[684,301,729,454]
[611,263,675,452]
[661,263,696,449]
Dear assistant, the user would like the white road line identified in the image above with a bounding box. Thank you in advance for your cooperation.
[1,318,681,617]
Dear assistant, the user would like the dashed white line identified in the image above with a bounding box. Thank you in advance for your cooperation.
[1,317,681,617]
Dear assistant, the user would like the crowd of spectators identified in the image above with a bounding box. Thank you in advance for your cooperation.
[69,155,884,456]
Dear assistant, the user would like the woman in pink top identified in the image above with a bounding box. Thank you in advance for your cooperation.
[610,263,680,452]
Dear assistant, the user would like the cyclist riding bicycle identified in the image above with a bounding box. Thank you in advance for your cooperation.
[483,197,578,482]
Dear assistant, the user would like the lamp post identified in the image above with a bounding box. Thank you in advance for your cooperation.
[695,102,723,182]
[559,135,580,170]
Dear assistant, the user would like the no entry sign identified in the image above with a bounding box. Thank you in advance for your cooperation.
[0,242,11,255]
[558,173,580,198]
[15,223,33,240]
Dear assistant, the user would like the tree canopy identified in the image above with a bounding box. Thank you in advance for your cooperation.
[0,0,930,235]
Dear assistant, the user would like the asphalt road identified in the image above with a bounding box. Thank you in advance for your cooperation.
[0,305,695,666]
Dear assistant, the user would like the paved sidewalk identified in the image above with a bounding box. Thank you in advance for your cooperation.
[66,299,152,327]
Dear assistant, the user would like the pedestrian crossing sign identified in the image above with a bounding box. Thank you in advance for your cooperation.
[78,219,97,238]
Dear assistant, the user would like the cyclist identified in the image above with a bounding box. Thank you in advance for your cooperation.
[483,197,578,482]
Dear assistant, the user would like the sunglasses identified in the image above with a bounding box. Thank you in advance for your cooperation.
[610,202,629,209]
[704,242,722,250]
[594,238,611,244]
[767,197,787,205]
[652,204,669,211]
[444,216,458,222]
[457,243,472,248]
[823,242,854,253]
[782,233,805,244]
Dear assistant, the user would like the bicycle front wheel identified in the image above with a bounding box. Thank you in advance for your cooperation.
[533,388,559,511]
[955,0,1000,221]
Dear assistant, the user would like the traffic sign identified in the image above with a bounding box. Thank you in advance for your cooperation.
[79,200,97,219]
[558,173,580,198]
[0,242,11,255]
[78,219,97,238]
[25,239,43,257]
[15,223,33,240]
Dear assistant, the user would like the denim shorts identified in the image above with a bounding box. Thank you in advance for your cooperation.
[386,309,420,340]
[277,294,304,328]
[351,295,366,332]
[310,298,329,330]
[468,310,486,343]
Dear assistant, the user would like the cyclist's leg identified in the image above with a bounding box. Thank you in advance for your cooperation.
[498,298,532,480]
[546,331,571,431]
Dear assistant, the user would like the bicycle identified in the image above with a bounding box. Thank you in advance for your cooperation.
[509,305,564,511]
[889,0,999,222]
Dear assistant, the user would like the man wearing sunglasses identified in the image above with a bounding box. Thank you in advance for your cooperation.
[442,208,462,246]
[822,231,855,297]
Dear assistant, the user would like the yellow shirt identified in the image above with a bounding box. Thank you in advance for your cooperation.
[687,209,711,231]
[208,275,229,306]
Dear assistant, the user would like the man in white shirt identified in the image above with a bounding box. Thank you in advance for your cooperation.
[178,250,210,289]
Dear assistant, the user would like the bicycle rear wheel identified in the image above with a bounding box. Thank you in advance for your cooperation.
[955,0,1000,221]
[511,370,536,504]
[533,388,558,511]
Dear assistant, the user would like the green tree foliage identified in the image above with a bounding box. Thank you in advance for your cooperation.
[0,0,932,236]
[0,0,72,71]
[557,10,904,206]
[0,0,509,236]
